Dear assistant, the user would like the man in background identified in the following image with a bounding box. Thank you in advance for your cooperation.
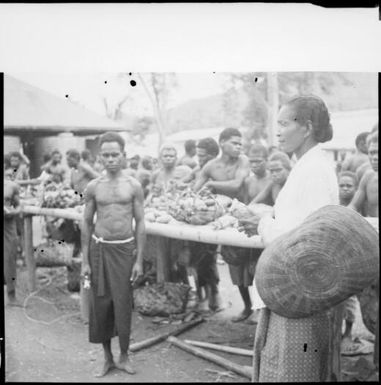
[251,151,291,206]
[183,137,222,311]
[341,132,370,174]
[194,128,253,322]
[136,155,154,198]
[178,139,198,169]
[6,151,30,181]
[150,143,192,196]
[182,137,220,185]
[66,149,100,196]
[4,168,21,306]
[241,144,272,204]
[349,131,378,217]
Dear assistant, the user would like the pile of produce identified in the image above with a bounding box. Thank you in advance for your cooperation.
[145,184,232,226]
[167,187,232,225]
[145,208,174,224]
[133,282,191,316]
[42,184,82,209]
[19,185,42,206]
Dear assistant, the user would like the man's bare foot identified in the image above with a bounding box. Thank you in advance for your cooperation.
[94,359,115,377]
[116,355,136,375]
[231,308,253,323]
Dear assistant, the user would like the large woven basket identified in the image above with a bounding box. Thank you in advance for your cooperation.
[255,205,379,319]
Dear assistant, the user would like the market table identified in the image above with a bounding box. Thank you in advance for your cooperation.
[20,204,378,291]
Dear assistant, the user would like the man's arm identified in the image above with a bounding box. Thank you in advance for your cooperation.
[341,155,353,172]
[205,156,250,196]
[251,182,273,204]
[182,167,197,184]
[81,163,100,180]
[348,171,370,213]
[193,164,210,191]
[81,180,97,275]
[131,181,146,281]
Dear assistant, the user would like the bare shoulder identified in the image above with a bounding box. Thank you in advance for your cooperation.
[85,177,103,195]
[204,157,219,171]
[361,168,376,184]
[238,154,250,166]
[120,175,142,191]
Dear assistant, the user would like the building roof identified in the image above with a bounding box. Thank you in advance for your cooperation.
[322,109,378,151]
[4,74,127,135]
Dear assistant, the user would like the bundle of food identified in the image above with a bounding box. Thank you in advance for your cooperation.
[144,208,174,224]
[228,199,273,221]
[133,282,191,316]
[167,187,232,225]
[42,184,82,209]
[210,214,238,230]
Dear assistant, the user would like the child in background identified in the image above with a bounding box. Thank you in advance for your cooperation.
[338,171,361,354]
[251,151,291,206]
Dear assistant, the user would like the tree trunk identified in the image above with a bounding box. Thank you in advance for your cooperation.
[137,73,166,151]
[267,72,279,147]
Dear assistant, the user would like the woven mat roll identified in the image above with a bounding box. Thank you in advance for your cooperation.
[256,205,379,319]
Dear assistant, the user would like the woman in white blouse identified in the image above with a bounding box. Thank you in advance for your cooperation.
[240,95,341,382]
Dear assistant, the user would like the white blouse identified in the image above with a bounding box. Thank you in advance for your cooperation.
[252,144,339,309]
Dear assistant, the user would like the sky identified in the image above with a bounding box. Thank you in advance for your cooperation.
[8,72,229,118]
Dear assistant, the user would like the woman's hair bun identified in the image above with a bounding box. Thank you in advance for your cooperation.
[287,95,333,143]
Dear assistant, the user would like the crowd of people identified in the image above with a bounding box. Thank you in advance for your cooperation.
[3,94,379,381]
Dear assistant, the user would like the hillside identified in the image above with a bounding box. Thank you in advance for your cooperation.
[164,72,378,134]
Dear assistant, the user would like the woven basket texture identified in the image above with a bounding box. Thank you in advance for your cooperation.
[256,205,379,318]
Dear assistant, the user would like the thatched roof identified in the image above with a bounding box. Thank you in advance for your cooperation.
[4,75,127,135]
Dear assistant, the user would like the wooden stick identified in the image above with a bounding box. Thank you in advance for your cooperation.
[129,317,204,352]
[184,339,253,357]
[168,336,252,379]
[23,215,36,292]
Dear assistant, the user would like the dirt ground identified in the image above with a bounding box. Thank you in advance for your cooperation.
[4,261,379,383]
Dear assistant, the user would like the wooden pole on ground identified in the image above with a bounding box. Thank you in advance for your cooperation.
[184,339,253,357]
[23,215,36,292]
[168,336,252,379]
[129,317,204,352]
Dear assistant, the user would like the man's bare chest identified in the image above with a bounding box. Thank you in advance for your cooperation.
[210,163,238,181]
[366,176,379,202]
[96,183,134,205]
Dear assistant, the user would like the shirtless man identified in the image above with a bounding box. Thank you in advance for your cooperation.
[136,156,154,198]
[66,149,100,196]
[149,143,192,197]
[336,171,363,354]
[4,171,21,306]
[178,139,198,169]
[6,151,30,181]
[194,128,250,198]
[241,144,272,204]
[194,128,253,322]
[251,151,291,206]
[182,137,220,185]
[182,137,221,310]
[81,132,146,377]
[43,150,66,180]
[341,132,370,174]
[147,144,192,283]
[349,131,378,217]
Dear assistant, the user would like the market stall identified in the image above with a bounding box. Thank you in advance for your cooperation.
[19,203,379,292]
